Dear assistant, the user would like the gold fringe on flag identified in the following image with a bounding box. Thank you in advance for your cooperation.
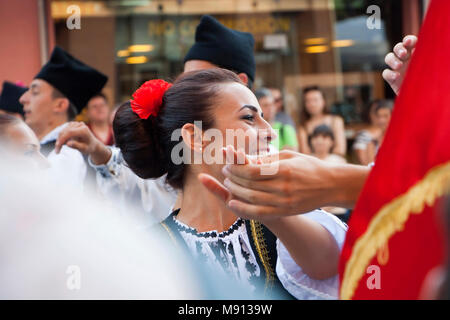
[340,161,450,300]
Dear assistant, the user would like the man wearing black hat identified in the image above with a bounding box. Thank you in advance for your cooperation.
[0,81,27,119]
[20,46,107,188]
[55,15,255,221]
[183,15,255,87]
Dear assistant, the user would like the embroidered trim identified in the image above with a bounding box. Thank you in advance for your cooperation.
[172,214,244,239]
[340,161,450,300]
[250,220,276,293]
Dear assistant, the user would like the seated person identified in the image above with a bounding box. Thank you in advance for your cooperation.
[309,125,347,216]
[309,124,346,164]
[353,99,393,165]
[298,86,346,156]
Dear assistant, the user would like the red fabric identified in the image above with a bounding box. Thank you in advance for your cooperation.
[339,0,450,299]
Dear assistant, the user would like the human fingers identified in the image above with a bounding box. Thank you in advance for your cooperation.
[223,177,291,206]
[65,139,88,153]
[393,42,410,61]
[222,168,279,192]
[385,51,403,71]
[382,68,400,84]
[198,173,230,203]
[403,35,418,50]
[55,124,86,154]
[226,199,285,220]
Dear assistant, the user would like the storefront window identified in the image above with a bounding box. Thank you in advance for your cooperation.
[52,0,406,140]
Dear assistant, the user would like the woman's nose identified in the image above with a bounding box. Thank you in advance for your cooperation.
[259,120,277,144]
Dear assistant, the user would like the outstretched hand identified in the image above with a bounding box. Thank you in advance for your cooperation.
[199,146,369,220]
[382,35,418,95]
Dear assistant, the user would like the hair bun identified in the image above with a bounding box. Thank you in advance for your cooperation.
[113,101,168,179]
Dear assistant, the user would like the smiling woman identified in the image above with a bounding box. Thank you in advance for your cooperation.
[111,68,347,299]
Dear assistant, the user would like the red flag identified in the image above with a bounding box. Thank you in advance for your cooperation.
[339,0,450,300]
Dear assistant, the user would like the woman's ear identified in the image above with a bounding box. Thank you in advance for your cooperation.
[181,123,204,152]
[237,73,249,86]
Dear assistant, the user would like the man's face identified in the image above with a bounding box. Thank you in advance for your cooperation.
[258,96,277,123]
[184,60,249,86]
[184,60,217,73]
[19,79,58,134]
[270,89,283,112]
[87,96,110,123]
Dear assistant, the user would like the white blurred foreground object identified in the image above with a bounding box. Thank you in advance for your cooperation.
[0,154,202,299]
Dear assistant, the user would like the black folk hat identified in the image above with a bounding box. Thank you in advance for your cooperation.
[34,46,108,113]
[184,15,256,84]
[0,81,27,116]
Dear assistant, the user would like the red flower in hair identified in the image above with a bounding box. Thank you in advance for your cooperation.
[130,79,172,119]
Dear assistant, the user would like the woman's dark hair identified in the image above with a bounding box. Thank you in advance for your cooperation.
[300,85,328,123]
[373,99,393,113]
[113,68,243,190]
[0,113,21,137]
[308,124,335,152]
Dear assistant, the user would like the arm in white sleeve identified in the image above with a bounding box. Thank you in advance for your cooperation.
[46,146,87,192]
[88,146,140,196]
[88,146,177,224]
[276,209,348,300]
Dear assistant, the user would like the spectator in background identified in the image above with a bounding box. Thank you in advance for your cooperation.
[309,124,346,164]
[86,93,114,146]
[353,99,393,165]
[308,124,348,218]
[19,46,107,190]
[298,86,346,156]
[269,88,296,129]
[255,88,298,151]
[0,81,27,119]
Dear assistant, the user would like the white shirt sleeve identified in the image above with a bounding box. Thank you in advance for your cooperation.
[275,209,348,300]
[46,145,87,192]
[88,146,176,224]
[88,146,139,196]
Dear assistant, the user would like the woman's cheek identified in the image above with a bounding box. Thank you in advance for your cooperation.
[244,129,259,155]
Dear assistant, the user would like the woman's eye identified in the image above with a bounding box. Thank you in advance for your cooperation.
[241,115,255,122]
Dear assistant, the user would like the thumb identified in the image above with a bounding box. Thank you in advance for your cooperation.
[198,173,230,203]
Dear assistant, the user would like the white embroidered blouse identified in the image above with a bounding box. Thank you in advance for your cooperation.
[171,209,347,299]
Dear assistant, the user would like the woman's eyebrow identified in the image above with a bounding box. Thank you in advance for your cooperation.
[239,105,258,113]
